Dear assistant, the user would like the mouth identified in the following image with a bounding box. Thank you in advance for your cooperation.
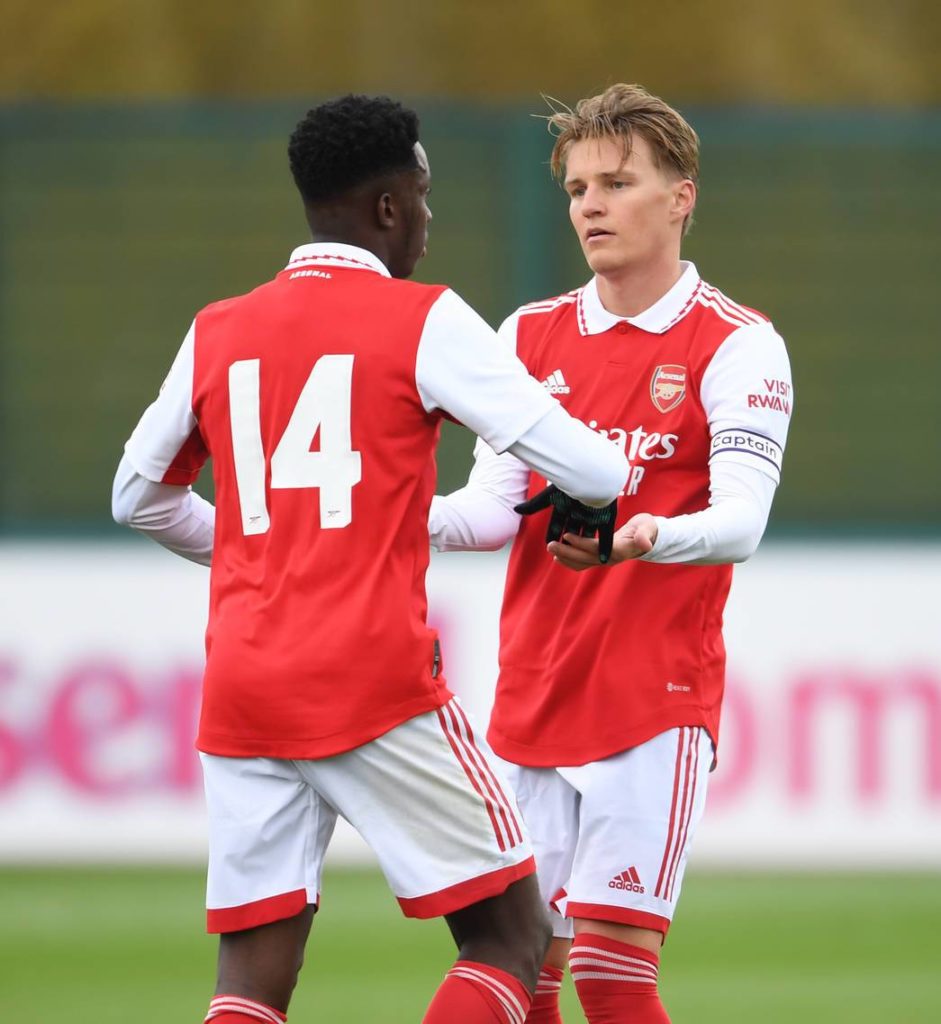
[585,228,614,244]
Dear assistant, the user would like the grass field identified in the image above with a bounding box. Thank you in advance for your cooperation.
[2,867,939,1022]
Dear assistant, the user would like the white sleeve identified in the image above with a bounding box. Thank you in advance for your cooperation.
[639,322,791,565]
[429,436,528,551]
[124,323,205,484]
[701,321,793,484]
[112,454,215,566]
[416,291,627,505]
[641,460,774,565]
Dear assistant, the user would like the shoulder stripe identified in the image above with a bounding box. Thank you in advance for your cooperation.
[518,294,578,316]
[700,284,766,326]
[701,284,762,323]
[695,294,753,330]
[701,285,760,325]
[520,293,578,310]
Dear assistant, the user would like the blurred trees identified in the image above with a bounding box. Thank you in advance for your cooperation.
[2,0,939,105]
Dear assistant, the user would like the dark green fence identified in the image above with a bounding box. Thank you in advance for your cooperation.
[1,103,939,533]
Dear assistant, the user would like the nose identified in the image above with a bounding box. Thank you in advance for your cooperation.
[580,183,605,218]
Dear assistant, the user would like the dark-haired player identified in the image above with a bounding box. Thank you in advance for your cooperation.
[431,85,793,1023]
[112,95,629,1024]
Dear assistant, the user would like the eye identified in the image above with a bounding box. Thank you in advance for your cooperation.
[569,185,586,198]
[611,180,628,190]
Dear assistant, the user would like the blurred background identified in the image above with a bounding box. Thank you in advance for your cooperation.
[1,2,939,1021]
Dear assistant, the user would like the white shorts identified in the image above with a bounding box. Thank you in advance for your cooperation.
[200,698,534,933]
[505,727,712,938]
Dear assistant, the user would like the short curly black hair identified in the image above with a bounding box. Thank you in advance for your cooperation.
[288,94,421,204]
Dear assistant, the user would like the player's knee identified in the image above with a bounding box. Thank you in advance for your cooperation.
[510,876,553,961]
[531,908,554,962]
[216,906,314,1007]
[519,914,554,982]
[500,897,553,982]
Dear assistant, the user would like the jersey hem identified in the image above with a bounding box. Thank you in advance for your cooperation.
[487,708,717,768]
[197,690,453,760]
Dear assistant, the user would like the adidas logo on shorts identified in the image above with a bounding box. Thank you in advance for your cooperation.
[609,866,645,893]
[541,369,571,395]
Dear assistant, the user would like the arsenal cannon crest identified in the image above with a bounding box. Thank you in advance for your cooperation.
[650,364,687,413]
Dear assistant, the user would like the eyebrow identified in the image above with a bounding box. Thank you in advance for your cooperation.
[564,169,636,187]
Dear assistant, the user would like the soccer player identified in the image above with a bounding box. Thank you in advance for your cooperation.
[430,84,793,1024]
[111,95,630,1024]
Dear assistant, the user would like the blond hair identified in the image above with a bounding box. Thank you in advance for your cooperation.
[547,83,700,189]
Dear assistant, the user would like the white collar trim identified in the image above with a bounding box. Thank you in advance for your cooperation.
[286,242,391,277]
[576,261,702,336]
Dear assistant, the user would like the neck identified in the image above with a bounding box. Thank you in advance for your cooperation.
[594,251,684,318]
[305,200,388,265]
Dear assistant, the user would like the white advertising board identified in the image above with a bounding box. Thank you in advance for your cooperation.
[0,540,939,868]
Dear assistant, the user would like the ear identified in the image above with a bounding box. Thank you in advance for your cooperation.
[672,179,696,224]
[376,191,396,230]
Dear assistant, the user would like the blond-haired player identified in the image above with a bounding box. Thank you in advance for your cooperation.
[431,84,793,1023]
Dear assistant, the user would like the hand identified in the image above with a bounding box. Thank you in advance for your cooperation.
[514,485,619,564]
[548,512,659,572]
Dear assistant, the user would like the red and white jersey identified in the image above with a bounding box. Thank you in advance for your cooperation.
[124,243,561,760]
[489,262,793,767]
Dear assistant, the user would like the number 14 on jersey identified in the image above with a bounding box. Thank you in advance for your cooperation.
[228,355,362,536]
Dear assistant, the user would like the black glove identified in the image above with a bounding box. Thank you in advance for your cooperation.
[514,485,618,564]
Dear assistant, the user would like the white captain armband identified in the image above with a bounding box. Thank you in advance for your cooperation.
[709,429,783,484]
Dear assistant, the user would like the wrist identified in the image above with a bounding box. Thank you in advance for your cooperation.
[639,515,669,561]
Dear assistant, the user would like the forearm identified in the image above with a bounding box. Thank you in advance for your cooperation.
[112,454,215,566]
[429,439,528,551]
[641,462,775,565]
[429,490,520,551]
[643,498,766,565]
[507,405,625,507]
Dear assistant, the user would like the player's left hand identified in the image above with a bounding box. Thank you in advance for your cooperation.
[548,512,659,571]
[514,485,618,563]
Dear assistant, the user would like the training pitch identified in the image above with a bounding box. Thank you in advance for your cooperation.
[1,867,939,1022]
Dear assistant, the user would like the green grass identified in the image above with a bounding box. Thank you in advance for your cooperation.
[1,868,939,1022]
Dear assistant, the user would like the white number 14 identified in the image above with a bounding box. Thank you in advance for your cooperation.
[228,355,362,536]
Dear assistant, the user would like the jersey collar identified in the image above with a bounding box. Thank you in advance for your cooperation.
[576,261,702,336]
[286,242,391,277]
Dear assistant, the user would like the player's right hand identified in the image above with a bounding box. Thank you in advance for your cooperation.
[514,485,618,563]
[547,512,658,571]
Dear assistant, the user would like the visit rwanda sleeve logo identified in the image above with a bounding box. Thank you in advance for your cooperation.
[650,364,687,413]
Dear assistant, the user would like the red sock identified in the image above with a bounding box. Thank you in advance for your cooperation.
[525,965,564,1022]
[423,960,533,1024]
[569,933,669,1023]
[204,994,287,1024]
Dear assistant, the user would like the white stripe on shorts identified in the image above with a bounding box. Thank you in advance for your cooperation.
[655,727,702,901]
[436,700,523,851]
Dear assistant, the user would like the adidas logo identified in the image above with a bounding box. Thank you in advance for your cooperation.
[541,369,571,395]
[609,866,645,893]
